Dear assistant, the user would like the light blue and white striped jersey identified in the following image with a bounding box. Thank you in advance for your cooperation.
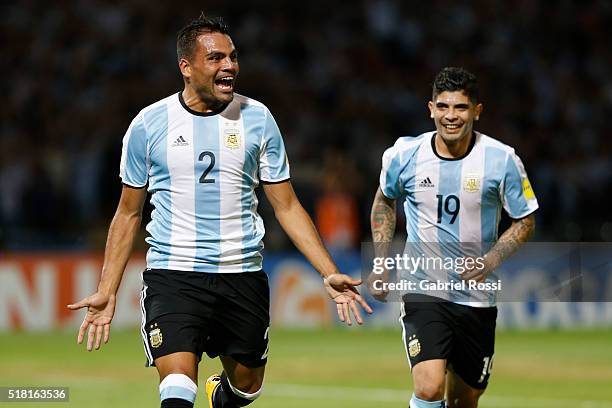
[120,92,290,273]
[379,131,538,306]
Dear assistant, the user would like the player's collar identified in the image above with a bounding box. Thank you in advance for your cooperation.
[178,92,230,117]
[430,131,477,161]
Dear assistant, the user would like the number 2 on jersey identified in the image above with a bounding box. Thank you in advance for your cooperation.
[436,194,460,224]
[198,151,216,183]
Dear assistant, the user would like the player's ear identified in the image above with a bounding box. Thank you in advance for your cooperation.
[428,101,434,118]
[179,58,192,78]
[474,103,483,121]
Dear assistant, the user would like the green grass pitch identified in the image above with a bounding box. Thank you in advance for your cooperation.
[1,328,611,407]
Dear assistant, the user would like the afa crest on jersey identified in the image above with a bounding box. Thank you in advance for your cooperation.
[463,174,481,193]
[407,334,421,357]
[224,129,241,149]
[149,325,163,348]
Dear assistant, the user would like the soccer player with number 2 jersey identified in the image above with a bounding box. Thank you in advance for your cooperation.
[68,14,371,408]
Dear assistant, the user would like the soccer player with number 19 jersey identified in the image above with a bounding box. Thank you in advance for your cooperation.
[370,67,537,408]
[69,14,371,408]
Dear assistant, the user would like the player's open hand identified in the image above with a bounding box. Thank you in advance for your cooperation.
[67,292,116,351]
[323,274,373,326]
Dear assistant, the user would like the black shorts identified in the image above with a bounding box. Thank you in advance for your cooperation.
[400,294,497,390]
[140,269,270,368]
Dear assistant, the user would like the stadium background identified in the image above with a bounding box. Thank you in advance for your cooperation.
[1,1,611,407]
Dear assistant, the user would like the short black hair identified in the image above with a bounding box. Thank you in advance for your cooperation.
[176,13,230,62]
[432,67,479,103]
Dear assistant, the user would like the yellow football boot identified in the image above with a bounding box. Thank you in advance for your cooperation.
[205,374,221,408]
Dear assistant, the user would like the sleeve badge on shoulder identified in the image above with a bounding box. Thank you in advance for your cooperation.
[522,178,535,200]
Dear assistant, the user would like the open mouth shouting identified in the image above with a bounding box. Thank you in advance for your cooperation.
[214,75,235,93]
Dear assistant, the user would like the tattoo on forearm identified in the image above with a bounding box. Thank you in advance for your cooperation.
[489,214,535,267]
[371,190,396,243]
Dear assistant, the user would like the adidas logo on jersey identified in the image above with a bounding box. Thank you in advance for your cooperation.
[171,135,189,147]
[417,176,435,188]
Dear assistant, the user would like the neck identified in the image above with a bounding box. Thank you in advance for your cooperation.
[181,86,223,113]
[435,131,474,159]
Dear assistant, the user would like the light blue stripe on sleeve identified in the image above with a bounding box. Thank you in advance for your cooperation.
[194,116,221,272]
[503,154,530,218]
[160,386,196,403]
[481,147,505,243]
[261,109,290,181]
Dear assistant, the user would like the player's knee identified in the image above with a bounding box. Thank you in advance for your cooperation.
[412,360,446,401]
[414,380,445,401]
[155,352,198,382]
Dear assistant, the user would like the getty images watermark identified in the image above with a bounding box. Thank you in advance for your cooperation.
[361,242,612,303]
[371,253,502,293]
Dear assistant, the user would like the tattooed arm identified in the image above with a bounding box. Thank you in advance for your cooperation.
[371,187,397,250]
[489,213,536,265]
[368,188,397,299]
[462,213,536,282]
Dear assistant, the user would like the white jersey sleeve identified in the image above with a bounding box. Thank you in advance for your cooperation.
[258,109,290,183]
[119,113,148,188]
[500,149,539,219]
[379,144,404,199]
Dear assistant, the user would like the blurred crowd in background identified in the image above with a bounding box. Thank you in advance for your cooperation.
[2,0,612,251]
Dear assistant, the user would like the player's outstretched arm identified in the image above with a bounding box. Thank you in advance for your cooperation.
[462,213,536,282]
[262,181,372,325]
[68,185,147,350]
[368,188,397,301]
